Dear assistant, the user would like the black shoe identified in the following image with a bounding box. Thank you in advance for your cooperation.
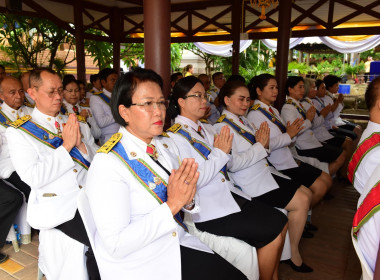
[305,223,318,231]
[0,253,9,264]
[281,259,313,273]
[302,230,314,238]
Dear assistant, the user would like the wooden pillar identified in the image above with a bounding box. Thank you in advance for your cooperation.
[74,0,86,81]
[111,8,122,73]
[144,0,171,99]
[231,0,241,75]
[298,51,303,63]
[274,0,292,110]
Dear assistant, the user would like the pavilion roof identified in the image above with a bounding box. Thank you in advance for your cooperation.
[1,0,379,42]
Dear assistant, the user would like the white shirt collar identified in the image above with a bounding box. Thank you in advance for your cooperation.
[103,88,112,98]
[175,115,202,132]
[120,126,156,153]
[1,102,25,117]
[31,107,66,132]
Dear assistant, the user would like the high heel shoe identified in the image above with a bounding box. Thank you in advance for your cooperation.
[281,259,313,273]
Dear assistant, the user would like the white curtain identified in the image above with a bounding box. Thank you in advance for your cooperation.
[259,36,380,53]
[193,40,252,57]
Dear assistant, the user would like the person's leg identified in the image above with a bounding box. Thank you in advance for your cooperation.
[180,246,247,280]
[4,172,31,202]
[283,187,311,266]
[0,180,23,262]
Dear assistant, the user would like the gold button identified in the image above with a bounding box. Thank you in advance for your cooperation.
[79,185,83,189]
[184,124,188,128]
[12,110,15,113]
[47,117,51,121]
[163,144,168,148]
[73,169,78,173]
[130,152,137,157]
[172,232,176,237]
[20,109,23,112]
[265,164,269,167]
[59,116,62,120]
[221,178,225,182]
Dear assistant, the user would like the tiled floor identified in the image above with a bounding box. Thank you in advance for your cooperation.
[0,179,362,279]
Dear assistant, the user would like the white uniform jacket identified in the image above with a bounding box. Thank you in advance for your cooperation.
[89,89,120,144]
[248,100,299,171]
[301,97,334,143]
[62,100,102,140]
[85,127,212,279]
[322,92,345,126]
[352,121,380,194]
[281,97,323,150]
[0,103,32,179]
[356,163,380,273]
[167,115,251,223]
[6,107,98,229]
[312,97,334,130]
[214,109,279,198]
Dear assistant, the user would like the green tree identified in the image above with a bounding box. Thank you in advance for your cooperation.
[84,29,113,70]
[0,14,75,75]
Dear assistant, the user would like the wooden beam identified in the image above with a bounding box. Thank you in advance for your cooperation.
[191,7,232,35]
[231,0,241,75]
[171,34,231,43]
[244,4,279,31]
[333,0,380,27]
[327,0,335,29]
[291,0,328,27]
[83,14,110,32]
[74,0,86,81]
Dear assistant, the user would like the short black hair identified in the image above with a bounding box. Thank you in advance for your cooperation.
[227,75,245,84]
[90,74,100,84]
[111,68,163,127]
[170,72,183,83]
[219,80,247,107]
[99,68,118,82]
[29,68,58,88]
[62,74,76,87]
[167,76,201,119]
[285,76,304,96]
[212,72,224,83]
[248,74,275,100]
[323,75,341,91]
[315,79,324,90]
[0,64,5,71]
[365,76,380,111]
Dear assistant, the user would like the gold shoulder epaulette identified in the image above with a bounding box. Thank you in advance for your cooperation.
[89,89,95,93]
[251,104,260,111]
[97,133,122,154]
[199,119,209,124]
[77,115,87,123]
[167,123,182,133]
[161,132,170,138]
[286,99,293,104]
[79,102,89,107]
[10,115,31,128]
[216,114,226,123]
[93,90,103,95]
[24,101,35,108]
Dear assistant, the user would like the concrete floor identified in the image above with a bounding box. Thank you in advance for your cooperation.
[0,178,362,280]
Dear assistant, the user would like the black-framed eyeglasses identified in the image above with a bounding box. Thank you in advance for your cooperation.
[184,93,208,101]
[130,101,167,112]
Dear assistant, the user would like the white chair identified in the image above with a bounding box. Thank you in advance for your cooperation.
[351,229,374,280]
[14,200,31,244]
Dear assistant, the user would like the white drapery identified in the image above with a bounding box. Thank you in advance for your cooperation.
[193,40,252,57]
[261,35,380,53]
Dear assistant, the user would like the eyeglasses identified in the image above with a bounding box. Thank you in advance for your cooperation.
[130,101,167,112]
[64,89,80,93]
[34,86,64,97]
[184,93,208,101]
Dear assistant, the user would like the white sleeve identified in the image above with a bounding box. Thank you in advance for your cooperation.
[90,96,116,128]
[281,105,312,134]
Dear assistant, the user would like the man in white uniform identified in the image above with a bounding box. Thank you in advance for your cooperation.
[6,68,100,279]
[90,68,120,144]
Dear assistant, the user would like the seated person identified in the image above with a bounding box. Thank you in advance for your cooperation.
[85,68,247,280]
[90,68,120,144]
[167,76,288,280]
[86,74,102,98]
[281,76,347,176]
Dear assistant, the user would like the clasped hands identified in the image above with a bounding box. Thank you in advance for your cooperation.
[62,114,87,154]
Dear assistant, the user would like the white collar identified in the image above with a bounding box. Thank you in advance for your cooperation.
[102,88,112,98]
[121,126,156,153]
[175,115,202,132]
[0,102,25,116]
[31,107,66,131]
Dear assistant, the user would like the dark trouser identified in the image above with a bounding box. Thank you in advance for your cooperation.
[0,180,23,248]
[56,210,100,280]
[4,172,31,202]
[180,246,246,280]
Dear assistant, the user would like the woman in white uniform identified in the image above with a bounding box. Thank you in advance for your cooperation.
[281,76,347,176]
[214,80,314,273]
[85,68,247,280]
[167,76,288,280]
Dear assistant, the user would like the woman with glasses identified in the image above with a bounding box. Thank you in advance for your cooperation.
[62,79,101,140]
[166,76,288,280]
[84,68,247,279]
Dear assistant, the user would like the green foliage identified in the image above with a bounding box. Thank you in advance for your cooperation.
[288,61,310,75]
[0,14,75,71]
[359,49,380,61]
[84,29,113,70]
[345,62,365,78]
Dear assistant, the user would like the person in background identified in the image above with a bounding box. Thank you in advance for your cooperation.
[199,74,219,124]
[170,72,183,90]
[87,74,102,98]
[90,68,120,144]
[364,56,373,83]
[183,64,194,77]
[20,71,34,106]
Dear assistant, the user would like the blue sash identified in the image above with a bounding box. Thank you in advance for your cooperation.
[175,127,229,178]
[251,106,286,133]
[218,117,256,145]
[111,142,188,231]
[98,93,111,106]
[18,120,91,170]
[301,98,320,116]
[0,111,11,128]
[60,105,67,115]
[287,100,306,119]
